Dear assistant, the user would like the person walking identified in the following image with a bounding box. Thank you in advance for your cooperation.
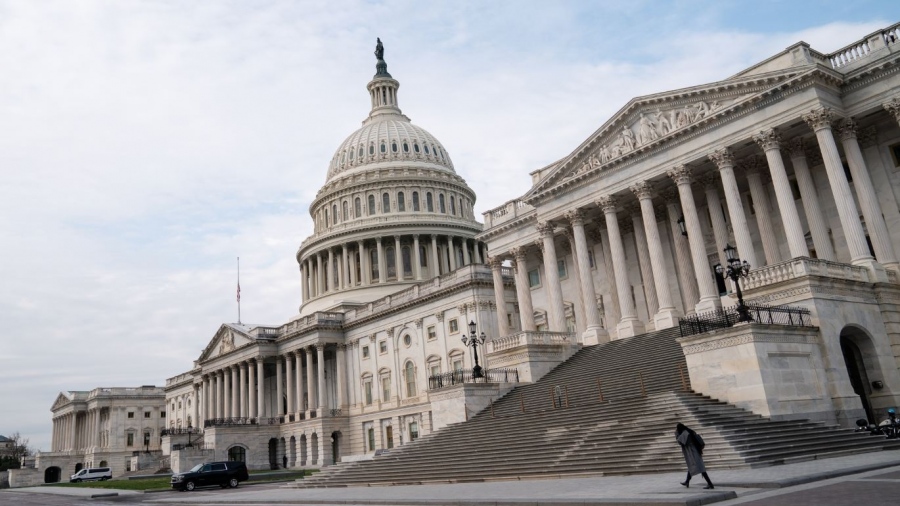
[675,423,714,489]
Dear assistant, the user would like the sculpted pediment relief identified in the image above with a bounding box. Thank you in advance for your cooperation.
[51,392,72,411]
[199,325,253,362]
[527,69,805,197]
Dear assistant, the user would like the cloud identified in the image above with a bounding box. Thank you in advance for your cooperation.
[0,0,891,451]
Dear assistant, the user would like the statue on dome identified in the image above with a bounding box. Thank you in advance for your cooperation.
[375,38,385,60]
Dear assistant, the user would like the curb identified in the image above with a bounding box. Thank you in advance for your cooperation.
[716,460,900,489]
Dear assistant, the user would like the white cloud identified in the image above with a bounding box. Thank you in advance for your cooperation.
[0,0,891,451]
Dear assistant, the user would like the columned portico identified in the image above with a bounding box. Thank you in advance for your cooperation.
[536,222,567,332]
[511,247,536,331]
[565,209,606,343]
[489,256,510,337]
[631,182,680,329]
[256,359,265,418]
[597,195,644,337]
[786,139,835,261]
[316,344,326,413]
[709,148,759,268]
[754,128,809,259]
[741,157,781,265]
[306,346,316,416]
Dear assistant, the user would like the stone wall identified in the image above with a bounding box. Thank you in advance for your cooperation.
[428,382,516,431]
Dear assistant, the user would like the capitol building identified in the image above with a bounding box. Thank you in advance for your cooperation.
[22,22,900,482]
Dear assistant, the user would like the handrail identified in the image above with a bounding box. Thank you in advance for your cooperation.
[427,368,520,390]
[679,303,812,337]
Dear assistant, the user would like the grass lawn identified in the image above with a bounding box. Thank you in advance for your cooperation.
[43,470,314,491]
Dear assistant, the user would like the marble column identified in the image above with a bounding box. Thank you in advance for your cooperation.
[838,119,898,271]
[224,368,233,418]
[216,370,224,419]
[709,148,760,269]
[474,241,483,264]
[357,240,367,286]
[239,362,247,418]
[256,359,265,418]
[786,138,835,260]
[316,344,326,412]
[699,174,731,269]
[276,355,284,416]
[537,222,567,332]
[301,262,309,301]
[489,256,511,337]
[599,228,621,323]
[741,157,781,265]
[377,238,386,283]
[231,365,240,418]
[315,254,324,296]
[306,347,316,415]
[248,361,257,418]
[394,235,403,279]
[628,204,658,318]
[803,108,877,270]
[342,245,350,290]
[350,245,358,286]
[413,235,422,280]
[462,239,471,265]
[431,235,440,276]
[755,129,810,259]
[597,196,644,337]
[294,350,304,413]
[565,209,606,343]
[337,345,347,408]
[327,248,334,292]
[285,354,295,416]
[448,236,457,271]
[668,165,720,313]
[511,247,536,331]
[631,185,680,328]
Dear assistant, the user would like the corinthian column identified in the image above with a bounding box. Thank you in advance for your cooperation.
[306,347,316,415]
[632,182,680,329]
[394,235,403,279]
[239,362,247,418]
[754,129,809,259]
[661,191,698,315]
[316,344,326,412]
[597,196,644,337]
[256,359,265,418]
[489,256,511,337]
[565,209,607,343]
[285,354,295,415]
[803,108,877,271]
[248,364,257,418]
[668,166,720,313]
[740,156,780,265]
[431,235,440,277]
[300,262,309,301]
[837,119,898,271]
[536,222,567,332]
[627,204,658,318]
[786,138,835,260]
[709,148,759,268]
[511,247,536,331]
[376,238,386,283]
[413,235,422,280]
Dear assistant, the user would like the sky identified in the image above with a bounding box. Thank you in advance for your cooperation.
[1,0,897,453]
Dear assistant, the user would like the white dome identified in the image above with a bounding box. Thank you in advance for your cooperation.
[326,117,455,182]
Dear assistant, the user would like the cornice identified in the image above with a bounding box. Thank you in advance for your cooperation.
[475,211,538,242]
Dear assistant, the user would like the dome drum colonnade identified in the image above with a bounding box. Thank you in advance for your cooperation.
[484,102,900,343]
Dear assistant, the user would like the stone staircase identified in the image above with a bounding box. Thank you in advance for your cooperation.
[294,326,900,487]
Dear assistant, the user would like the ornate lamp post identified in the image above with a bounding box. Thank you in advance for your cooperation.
[714,244,752,322]
[462,320,486,379]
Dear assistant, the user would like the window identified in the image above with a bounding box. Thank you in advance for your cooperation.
[368,195,376,215]
[558,259,568,279]
[409,421,419,441]
[367,427,376,451]
[414,142,420,153]
[355,197,362,218]
[419,246,428,266]
[160,411,166,418]
[427,325,437,340]
[412,192,420,211]
[430,364,441,377]
[362,345,370,358]
[228,446,246,462]
[343,201,349,220]
[364,379,373,405]
[370,249,379,280]
[127,433,134,447]
[381,376,391,400]
[349,148,354,161]
[144,432,151,447]
[379,341,388,354]
[424,144,430,154]
[324,208,329,226]
[588,249,596,269]
[369,144,375,155]
[403,142,409,152]
[405,362,417,397]
[528,268,541,288]
[359,146,364,158]
[403,334,412,347]
[391,142,398,153]
[426,192,434,212]
[386,246,396,278]
[398,192,406,212]
[127,412,134,419]
[380,142,386,153]
[448,318,459,334]
[450,196,456,215]
[402,247,412,276]
[439,194,446,213]
[382,193,391,212]
[452,357,464,371]
[145,411,152,418]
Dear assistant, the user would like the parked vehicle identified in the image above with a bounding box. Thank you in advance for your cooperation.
[170,461,249,491]
[69,467,112,482]
[855,408,900,438]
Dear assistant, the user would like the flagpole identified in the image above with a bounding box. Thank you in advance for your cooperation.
[237,256,241,324]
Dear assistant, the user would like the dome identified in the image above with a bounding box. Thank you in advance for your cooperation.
[326,119,455,182]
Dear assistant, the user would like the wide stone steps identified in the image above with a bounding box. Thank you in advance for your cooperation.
[295,326,900,487]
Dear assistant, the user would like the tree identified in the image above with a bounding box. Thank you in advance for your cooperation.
[0,432,33,471]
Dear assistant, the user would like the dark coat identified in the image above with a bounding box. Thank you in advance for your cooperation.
[676,430,706,475]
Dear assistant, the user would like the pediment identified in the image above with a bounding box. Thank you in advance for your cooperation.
[525,68,810,198]
[51,392,73,411]
[198,324,254,362]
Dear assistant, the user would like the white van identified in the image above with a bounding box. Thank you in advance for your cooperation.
[70,467,112,482]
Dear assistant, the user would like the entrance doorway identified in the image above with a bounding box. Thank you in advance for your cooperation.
[44,467,61,483]
[74,463,83,473]
[840,330,875,422]
[267,438,278,470]
[331,431,341,464]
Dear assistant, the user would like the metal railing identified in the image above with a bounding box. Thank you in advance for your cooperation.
[203,417,257,428]
[428,368,519,390]
[160,428,202,436]
[679,303,812,337]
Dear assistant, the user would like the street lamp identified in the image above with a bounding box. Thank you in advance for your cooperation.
[714,244,752,323]
[461,320,486,379]
[186,425,194,448]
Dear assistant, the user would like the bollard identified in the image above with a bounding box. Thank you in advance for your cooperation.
[638,372,647,397]
[597,378,604,402]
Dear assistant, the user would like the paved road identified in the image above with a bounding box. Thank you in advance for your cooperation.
[719,467,900,506]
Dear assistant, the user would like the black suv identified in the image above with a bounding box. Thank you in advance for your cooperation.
[170,461,249,491]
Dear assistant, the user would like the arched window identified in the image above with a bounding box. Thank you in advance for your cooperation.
[386,246,396,278]
[370,249,379,280]
[439,194,446,213]
[450,196,456,215]
[368,195,376,215]
[414,142,420,153]
[402,246,412,276]
[419,246,428,267]
[424,144,430,154]
[405,361,417,397]
[332,204,338,223]
[382,193,391,213]
[403,142,409,153]
[412,192,420,211]
[228,446,246,462]
[325,208,329,226]
[358,146,364,158]
[380,142,386,153]
[355,197,362,218]
[426,192,434,212]
[343,201,349,221]
[391,142,398,153]
[397,192,406,212]
[349,148,354,161]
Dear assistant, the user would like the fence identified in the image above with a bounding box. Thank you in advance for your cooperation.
[679,303,812,337]
[428,368,519,390]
